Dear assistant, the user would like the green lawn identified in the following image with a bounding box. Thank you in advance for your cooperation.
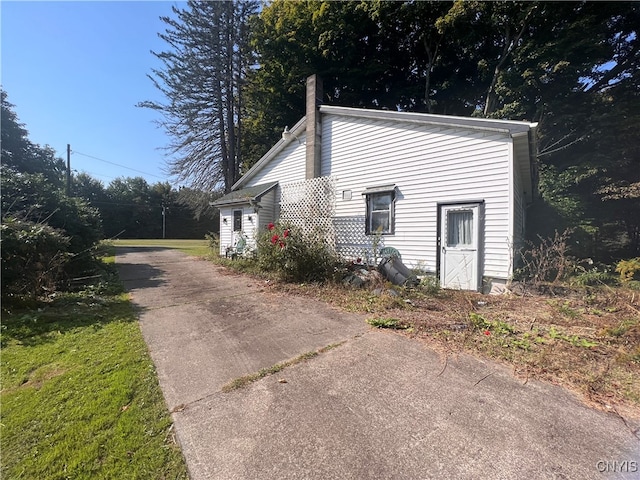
[113,238,212,258]
[1,261,189,479]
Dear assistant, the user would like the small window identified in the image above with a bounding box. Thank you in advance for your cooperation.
[233,210,242,231]
[364,187,395,235]
[447,210,473,246]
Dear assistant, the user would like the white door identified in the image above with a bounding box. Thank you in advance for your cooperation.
[440,204,480,290]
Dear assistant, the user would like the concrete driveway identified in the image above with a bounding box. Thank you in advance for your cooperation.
[116,247,639,480]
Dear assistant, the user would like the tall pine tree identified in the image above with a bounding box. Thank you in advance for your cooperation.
[139,0,258,193]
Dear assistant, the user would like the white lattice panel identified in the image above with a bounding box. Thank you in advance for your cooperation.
[332,216,371,258]
[280,176,335,218]
[280,176,336,248]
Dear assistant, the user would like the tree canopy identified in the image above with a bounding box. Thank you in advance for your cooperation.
[1,91,103,297]
[141,0,638,260]
[74,176,218,240]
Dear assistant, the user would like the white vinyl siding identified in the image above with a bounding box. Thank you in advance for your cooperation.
[218,207,234,256]
[257,189,277,232]
[237,110,532,284]
[246,140,307,206]
[218,207,254,254]
[218,205,266,255]
[323,114,514,280]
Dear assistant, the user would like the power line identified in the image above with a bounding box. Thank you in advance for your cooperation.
[82,199,200,210]
[72,150,166,179]
[72,169,118,181]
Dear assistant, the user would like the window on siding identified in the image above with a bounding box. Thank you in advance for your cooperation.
[363,186,396,235]
[233,210,242,231]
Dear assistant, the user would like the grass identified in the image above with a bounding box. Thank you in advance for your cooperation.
[366,317,409,329]
[0,256,188,479]
[112,238,212,258]
[221,342,345,393]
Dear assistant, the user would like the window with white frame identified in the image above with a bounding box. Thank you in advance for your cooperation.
[363,186,396,235]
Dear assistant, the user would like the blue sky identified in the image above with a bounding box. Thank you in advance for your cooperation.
[1,0,187,186]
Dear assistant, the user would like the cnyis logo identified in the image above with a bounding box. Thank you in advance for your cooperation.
[595,460,638,473]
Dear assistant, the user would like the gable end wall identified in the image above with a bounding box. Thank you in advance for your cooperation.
[321,114,516,280]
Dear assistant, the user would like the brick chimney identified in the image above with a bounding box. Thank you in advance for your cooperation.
[305,74,323,179]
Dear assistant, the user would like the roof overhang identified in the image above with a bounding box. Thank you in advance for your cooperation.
[320,105,537,136]
[211,181,278,208]
[362,184,397,195]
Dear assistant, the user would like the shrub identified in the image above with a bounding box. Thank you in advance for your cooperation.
[571,266,618,286]
[255,222,338,282]
[1,168,105,301]
[517,229,574,287]
[1,169,103,253]
[616,258,640,283]
[419,275,441,294]
[1,217,71,298]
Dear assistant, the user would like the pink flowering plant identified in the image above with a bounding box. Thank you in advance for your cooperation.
[256,221,337,282]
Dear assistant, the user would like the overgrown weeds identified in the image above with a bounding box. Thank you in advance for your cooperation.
[265,278,640,415]
[221,342,345,392]
[517,228,574,287]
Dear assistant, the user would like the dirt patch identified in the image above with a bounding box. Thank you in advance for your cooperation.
[3,365,68,394]
[268,281,640,420]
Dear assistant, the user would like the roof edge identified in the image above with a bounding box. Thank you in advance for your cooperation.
[232,116,306,190]
[211,181,278,207]
[319,105,535,135]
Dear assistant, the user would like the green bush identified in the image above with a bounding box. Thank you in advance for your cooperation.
[616,258,640,283]
[1,217,71,298]
[571,267,618,286]
[1,168,105,301]
[1,169,103,253]
[256,222,338,282]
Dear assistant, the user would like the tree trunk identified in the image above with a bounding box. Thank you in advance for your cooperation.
[483,6,535,117]
[423,36,440,114]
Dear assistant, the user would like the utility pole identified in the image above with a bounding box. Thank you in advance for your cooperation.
[66,144,71,196]
[162,204,166,239]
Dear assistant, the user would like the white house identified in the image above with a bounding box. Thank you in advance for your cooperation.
[213,75,538,292]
